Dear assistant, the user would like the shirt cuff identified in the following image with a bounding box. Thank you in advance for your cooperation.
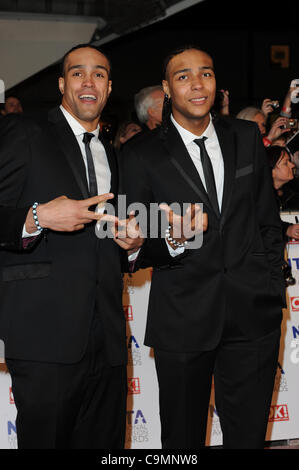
[22,224,41,238]
[165,238,185,257]
[128,249,140,262]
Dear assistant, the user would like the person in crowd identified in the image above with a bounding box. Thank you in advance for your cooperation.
[236,106,291,147]
[134,85,164,131]
[113,119,142,150]
[0,95,23,115]
[280,80,299,119]
[267,145,299,220]
[0,44,140,449]
[118,45,286,449]
[213,89,230,116]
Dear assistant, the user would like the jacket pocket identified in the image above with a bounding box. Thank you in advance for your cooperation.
[2,262,51,282]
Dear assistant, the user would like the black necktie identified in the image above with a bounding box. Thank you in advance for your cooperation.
[194,137,220,217]
[82,132,98,197]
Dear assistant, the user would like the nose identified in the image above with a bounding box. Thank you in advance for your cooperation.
[191,74,204,89]
[82,74,95,88]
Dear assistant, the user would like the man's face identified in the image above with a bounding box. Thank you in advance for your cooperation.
[5,97,23,114]
[162,49,216,130]
[253,112,266,136]
[59,47,112,129]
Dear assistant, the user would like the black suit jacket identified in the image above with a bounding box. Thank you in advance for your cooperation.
[0,107,127,365]
[121,116,286,352]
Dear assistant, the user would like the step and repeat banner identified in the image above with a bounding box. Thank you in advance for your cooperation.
[1,212,299,449]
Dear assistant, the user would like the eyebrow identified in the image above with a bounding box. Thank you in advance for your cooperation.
[173,66,214,76]
[67,64,109,74]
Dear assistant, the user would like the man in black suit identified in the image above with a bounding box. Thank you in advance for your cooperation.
[119,46,286,449]
[0,44,129,449]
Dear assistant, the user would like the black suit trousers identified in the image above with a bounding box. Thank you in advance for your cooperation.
[6,312,127,449]
[154,327,280,449]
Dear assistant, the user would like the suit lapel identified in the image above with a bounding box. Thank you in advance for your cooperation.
[213,118,237,227]
[163,122,214,214]
[48,107,90,199]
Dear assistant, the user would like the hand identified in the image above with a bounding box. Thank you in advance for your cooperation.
[266,116,291,142]
[159,203,208,248]
[261,98,274,117]
[111,211,145,254]
[25,193,114,233]
[219,89,229,116]
[286,224,299,240]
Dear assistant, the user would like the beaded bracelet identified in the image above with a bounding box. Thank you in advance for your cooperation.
[32,202,43,231]
[165,225,188,249]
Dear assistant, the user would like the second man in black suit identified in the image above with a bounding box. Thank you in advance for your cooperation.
[119,45,286,449]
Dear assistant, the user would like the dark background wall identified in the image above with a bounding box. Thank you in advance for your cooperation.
[6,0,299,133]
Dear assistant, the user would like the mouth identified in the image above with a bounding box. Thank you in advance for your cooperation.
[189,97,208,105]
[79,94,97,103]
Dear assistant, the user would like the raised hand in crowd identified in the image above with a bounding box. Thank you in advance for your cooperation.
[264,116,291,146]
[261,98,278,119]
[281,79,299,118]
[218,89,230,116]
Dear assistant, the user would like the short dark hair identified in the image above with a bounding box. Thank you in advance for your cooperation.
[266,145,291,170]
[160,45,213,134]
[162,44,212,79]
[60,43,112,79]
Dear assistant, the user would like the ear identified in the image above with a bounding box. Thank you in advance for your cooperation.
[58,77,65,95]
[108,80,112,97]
[162,80,170,99]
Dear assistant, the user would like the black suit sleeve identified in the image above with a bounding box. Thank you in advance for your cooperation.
[0,115,40,251]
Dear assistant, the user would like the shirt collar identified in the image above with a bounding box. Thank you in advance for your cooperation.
[60,105,100,139]
[170,113,215,146]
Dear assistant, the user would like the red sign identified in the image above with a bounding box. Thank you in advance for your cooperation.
[9,387,14,404]
[128,377,141,395]
[291,297,299,311]
[124,305,133,321]
[269,404,289,422]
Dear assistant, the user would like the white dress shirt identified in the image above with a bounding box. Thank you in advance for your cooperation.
[23,105,111,237]
[170,113,224,209]
[167,114,224,256]
[59,105,111,196]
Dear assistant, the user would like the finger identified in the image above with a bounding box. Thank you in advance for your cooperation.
[159,203,173,225]
[73,224,85,231]
[81,193,114,207]
[98,213,119,224]
[113,237,133,250]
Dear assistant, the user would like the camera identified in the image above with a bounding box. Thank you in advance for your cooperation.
[280,118,299,130]
[282,261,296,287]
[288,118,298,129]
[270,100,279,109]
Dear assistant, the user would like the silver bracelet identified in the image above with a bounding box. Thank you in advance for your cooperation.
[32,202,43,231]
[165,225,188,248]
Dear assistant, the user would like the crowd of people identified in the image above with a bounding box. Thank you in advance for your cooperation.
[112,78,299,238]
[0,42,298,450]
